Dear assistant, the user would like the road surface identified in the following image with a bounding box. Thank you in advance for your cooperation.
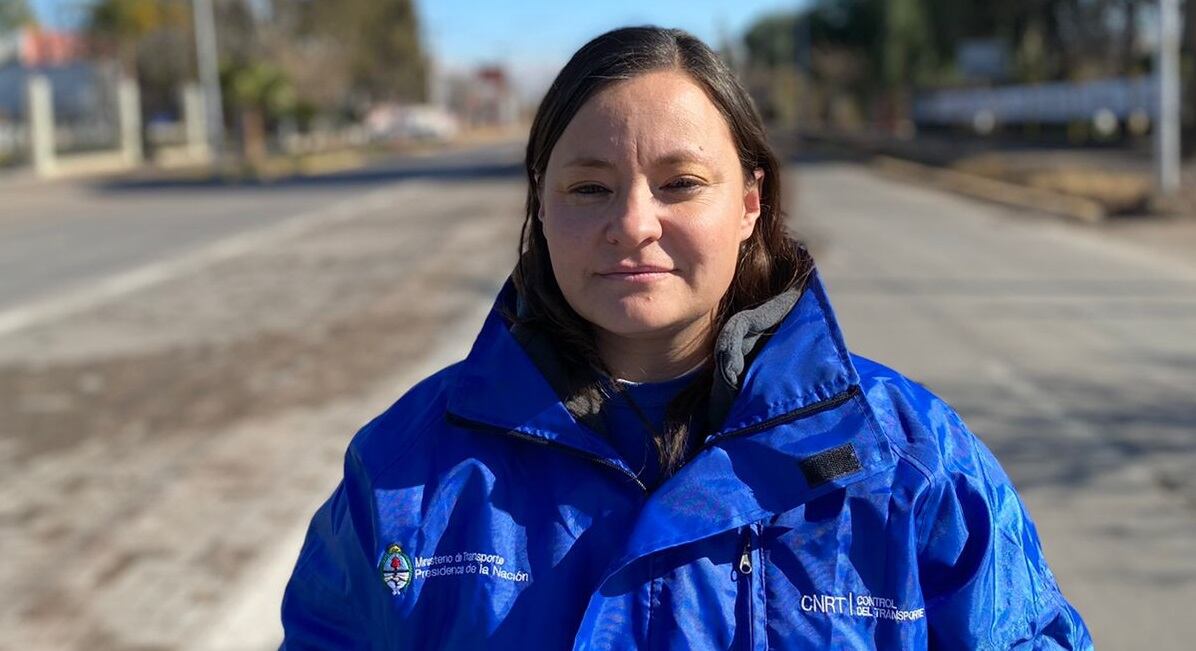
[0,142,521,311]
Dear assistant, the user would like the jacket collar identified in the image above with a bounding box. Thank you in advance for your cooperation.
[709,268,861,437]
[445,280,631,472]
[446,268,895,567]
[448,268,859,438]
[444,264,894,533]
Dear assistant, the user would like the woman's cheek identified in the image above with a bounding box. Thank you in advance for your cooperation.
[552,212,605,254]
[542,215,591,285]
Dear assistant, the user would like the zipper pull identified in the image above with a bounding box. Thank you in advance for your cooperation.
[738,527,753,575]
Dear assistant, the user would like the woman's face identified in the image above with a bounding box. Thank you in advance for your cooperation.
[539,69,763,344]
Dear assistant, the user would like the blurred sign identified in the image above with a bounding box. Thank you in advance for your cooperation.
[956,39,1010,82]
[914,76,1158,127]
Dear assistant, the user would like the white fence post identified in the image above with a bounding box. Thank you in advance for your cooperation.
[181,83,210,160]
[26,74,56,177]
[118,77,143,167]
[1156,0,1181,196]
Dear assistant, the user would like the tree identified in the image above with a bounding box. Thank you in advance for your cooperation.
[884,0,938,86]
[223,60,294,164]
[0,0,31,35]
[742,0,1170,133]
[83,0,195,161]
[353,0,427,102]
[743,11,800,70]
[86,0,189,76]
[742,2,886,129]
[289,0,428,109]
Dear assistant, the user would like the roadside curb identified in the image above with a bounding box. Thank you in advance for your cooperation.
[871,155,1107,224]
[0,129,528,189]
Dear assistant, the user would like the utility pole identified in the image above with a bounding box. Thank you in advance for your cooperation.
[193,0,224,159]
[1156,0,1180,195]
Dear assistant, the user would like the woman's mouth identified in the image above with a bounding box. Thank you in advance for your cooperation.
[599,266,675,282]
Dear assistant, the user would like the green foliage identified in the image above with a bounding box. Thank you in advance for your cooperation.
[883,0,936,86]
[222,60,295,119]
[285,0,428,106]
[87,0,188,46]
[352,0,427,102]
[0,0,31,34]
[86,0,190,76]
[82,0,427,114]
[743,1,887,129]
[743,12,799,69]
[742,0,1173,129]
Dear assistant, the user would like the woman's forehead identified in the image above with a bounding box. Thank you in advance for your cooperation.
[550,70,736,168]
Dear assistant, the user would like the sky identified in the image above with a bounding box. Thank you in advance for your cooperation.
[418,0,809,99]
[29,0,811,99]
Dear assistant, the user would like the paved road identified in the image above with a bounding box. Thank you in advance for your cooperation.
[0,142,521,311]
[1,145,1193,649]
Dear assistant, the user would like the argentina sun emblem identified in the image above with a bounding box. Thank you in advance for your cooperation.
[379,543,413,595]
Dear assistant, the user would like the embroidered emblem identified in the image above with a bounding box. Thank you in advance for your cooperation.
[379,543,413,595]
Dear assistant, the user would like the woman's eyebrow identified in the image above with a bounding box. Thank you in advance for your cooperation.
[655,149,713,166]
[563,157,614,170]
[562,150,713,170]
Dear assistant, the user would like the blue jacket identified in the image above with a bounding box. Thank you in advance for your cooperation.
[280,271,1092,649]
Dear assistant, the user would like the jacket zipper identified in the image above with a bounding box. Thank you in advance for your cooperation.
[738,524,759,650]
[738,526,754,575]
[445,411,648,492]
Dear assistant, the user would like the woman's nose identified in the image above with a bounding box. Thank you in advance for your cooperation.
[605,183,662,248]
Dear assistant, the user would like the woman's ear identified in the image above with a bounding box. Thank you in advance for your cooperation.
[740,168,765,241]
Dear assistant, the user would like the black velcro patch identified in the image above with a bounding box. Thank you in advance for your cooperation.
[799,443,863,488]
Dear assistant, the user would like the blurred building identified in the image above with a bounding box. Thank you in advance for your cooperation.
[441,65,521,129]
[0,26,118,157]
[0,25,109,119]
[14,25,88,67]
[364,103,459,144]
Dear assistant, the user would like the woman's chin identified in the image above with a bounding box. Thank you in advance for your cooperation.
[588,307,694,340]
[568,289,707,339]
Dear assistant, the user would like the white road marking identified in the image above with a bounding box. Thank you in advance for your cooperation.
[0,185,409,338]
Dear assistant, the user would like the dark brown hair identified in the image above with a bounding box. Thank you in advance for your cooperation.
[513,26,812,483]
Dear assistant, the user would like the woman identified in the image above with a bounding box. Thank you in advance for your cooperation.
[281,27,1091,649]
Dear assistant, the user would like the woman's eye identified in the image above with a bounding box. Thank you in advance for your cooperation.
[665,178,702,191]
[570,184,609,195]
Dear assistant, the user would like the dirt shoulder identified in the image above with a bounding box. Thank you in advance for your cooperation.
[786,129,1195,223]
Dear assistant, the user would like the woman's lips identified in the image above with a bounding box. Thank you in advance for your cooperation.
[598,267,675,282]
